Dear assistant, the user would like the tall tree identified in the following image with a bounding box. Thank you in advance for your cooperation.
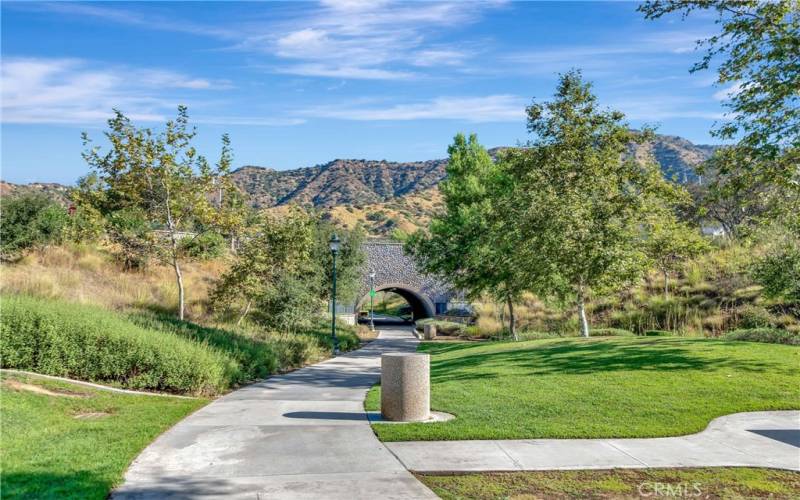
[82,107,238,320]
[640,0,799,224]
[508,71,681,337]
[407,134,528,339]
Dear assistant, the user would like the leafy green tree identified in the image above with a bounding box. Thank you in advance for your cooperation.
[0,193,69,259]
[408,133,528,339]
[640,0,799,221]
[643,215,710,298]
[311,218,366,305]
[210,209,317,327]
[507,71,681,337]
[82,107,239,319]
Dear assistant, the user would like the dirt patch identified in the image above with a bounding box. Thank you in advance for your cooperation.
[73,411,111,420]
[3,379,90,398]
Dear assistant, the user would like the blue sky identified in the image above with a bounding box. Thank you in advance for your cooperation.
[1,1,730,185]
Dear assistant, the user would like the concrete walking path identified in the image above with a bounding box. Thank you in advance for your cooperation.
[114,328,436,499]
[386,411,800,473]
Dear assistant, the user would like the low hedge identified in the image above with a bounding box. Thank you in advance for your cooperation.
[642,330,673,337]
[723,328,800,345]
[591,328,636,337]
[0,295,237,395]
[415,319,466,335]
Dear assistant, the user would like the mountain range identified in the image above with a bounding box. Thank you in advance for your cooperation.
[2,133,717,236]
[232,133,716,211]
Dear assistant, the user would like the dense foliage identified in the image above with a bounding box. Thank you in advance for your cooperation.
[640,0,799,228]
[0,295,362,395]
[0,295,235,395]
[407,134,526,338]
[209,209,365,330]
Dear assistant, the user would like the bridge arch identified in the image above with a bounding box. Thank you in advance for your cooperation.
[355,282,436,320]
[348,239,453,322]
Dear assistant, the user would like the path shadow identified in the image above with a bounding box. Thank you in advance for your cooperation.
[748,429,800,448]
[283,411,367,421]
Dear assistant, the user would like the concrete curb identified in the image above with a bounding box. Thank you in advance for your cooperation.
[1,369,201,399]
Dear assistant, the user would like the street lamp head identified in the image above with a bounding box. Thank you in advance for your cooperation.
[329,233,341,254]
[369,271,376,279]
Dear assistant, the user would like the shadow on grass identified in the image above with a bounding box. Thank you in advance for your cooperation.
[428,338,790,384]
[2,471,114,500]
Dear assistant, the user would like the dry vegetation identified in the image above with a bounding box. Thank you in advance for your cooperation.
[472,241,799,338]
[0,243,229,321]
[327,187,444,236]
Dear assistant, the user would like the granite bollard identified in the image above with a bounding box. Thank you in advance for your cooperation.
[423,324,437,340]
[381,353,430,422]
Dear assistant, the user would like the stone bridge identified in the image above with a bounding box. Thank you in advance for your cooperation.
[350,239,453,320]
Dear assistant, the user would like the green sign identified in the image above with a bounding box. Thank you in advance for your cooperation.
[369,290,376,298]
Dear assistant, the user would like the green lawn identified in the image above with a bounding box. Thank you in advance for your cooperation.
[366,337,800,441]
[0,373,206,499]
[417,468,800,499]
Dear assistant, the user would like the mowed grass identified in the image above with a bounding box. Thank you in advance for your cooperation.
[0,372,206,499]
[366,337,800,441]
[417,468,800,500]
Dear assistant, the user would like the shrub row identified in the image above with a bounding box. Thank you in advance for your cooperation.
[0,295,235,395]
[415,318,467,336]
[723,328,800,345]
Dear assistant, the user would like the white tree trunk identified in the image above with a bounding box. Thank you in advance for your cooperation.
[577,290,590,338]
[236,299,252,326]
[173,255,185,321]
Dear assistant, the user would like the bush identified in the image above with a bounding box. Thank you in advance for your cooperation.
[0,194,69,259]
[592,328,636,337]
[180,232,227,260]
[518,330,562,340]
[0,294,236,395]
[752,241,800,301]
[642,330,673,336]
[733,304,776,329]
[129,312,277,380]
[415,318,466,335]
[723,328,800,345]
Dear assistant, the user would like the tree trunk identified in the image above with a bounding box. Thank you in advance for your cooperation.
[577,290,590,338]
[663,269,669,299]
[506,296,518,341]
[236,299,252,326]
[173,255,185,321]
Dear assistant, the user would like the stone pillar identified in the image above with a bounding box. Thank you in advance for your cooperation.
[423,324,437,340]
[381,353,430,422]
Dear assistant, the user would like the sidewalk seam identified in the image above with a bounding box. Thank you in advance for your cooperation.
[605,441,650,467]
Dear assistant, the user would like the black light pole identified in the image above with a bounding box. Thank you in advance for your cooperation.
[329,233,341,356]
[369,271,376,331]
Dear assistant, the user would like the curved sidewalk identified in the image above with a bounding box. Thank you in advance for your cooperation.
[114,328,437,500]
[386,411,800,473]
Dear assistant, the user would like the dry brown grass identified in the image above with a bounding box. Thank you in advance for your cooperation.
[1,244,229,321]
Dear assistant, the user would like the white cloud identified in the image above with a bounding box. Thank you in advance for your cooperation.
[1,57,228,124]
[712,82,743,101]
[13,1,500,80]
[226,1,501,80]
[299,95,526,122]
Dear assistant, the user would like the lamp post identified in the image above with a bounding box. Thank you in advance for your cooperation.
[369,271,376,331]
[329,233,341,356]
